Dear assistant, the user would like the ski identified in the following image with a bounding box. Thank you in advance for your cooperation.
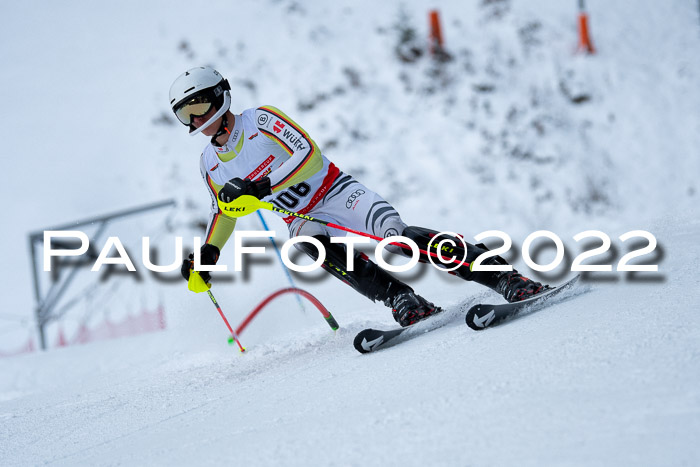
[353,305,465,354]
[465,275,581,330]
[353,276,581,353]
[353,327,410,353]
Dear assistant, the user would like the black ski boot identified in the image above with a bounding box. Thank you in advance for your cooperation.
[401,226,551,303]
[495,271,548,303]
[386,289,441,327]
[295,235,440,326]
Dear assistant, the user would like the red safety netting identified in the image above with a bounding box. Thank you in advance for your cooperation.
[61,305,166,346]
[0,334,36,358]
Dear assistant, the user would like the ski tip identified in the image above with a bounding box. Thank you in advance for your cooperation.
[465,305,491,331]
[353,329,375,354]
[353,328,390,354]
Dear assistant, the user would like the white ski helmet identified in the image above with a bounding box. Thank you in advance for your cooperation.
[169,66,231,135]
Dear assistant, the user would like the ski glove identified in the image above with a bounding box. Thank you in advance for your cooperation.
[181,243,220,284]
[218,176,272,203]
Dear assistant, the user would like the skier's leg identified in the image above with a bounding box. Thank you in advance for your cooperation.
[314,173,408,253]
[401,226,548,302]
[288,215,439,327]
[293,233,408,303]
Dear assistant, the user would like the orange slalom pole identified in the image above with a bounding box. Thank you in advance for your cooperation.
[428,10,444,54]
[577,0,595,54]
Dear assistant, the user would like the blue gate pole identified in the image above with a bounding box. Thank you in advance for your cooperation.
[256,210,307,313]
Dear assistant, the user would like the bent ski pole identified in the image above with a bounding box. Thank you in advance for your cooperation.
[206,289,246,353]
[218,195,471,268]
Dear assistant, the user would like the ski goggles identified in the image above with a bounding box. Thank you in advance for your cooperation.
[173,94,215,125]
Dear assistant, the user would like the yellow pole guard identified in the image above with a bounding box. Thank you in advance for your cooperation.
[217,195,273,218]
[188,270,212,293]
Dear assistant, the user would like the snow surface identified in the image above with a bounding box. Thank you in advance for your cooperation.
[1,213,699,466]
[1,0,699,465]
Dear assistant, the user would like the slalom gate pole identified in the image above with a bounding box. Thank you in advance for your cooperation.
[205,289,246,352]
[219,195,471,269]
[577,0,595,54]
[256,210,307,313]
[235,287,339,336]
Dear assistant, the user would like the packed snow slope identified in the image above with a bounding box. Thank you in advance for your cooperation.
[1,0,698,345]
[1,211,699,466]
[1,0,699,464]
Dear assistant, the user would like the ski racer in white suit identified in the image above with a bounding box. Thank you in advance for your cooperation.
[171,66,546,327]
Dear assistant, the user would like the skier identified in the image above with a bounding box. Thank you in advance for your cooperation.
[172,66,547,327]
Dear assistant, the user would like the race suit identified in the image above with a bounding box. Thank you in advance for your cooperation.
[199,106,406,250]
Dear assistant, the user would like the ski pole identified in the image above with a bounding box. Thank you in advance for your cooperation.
[256,210,307,313]
[205,289,246,353]
[218,195,471,268]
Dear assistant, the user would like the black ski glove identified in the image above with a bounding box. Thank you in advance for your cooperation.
[218,176,272,203]
[181,243,220,283]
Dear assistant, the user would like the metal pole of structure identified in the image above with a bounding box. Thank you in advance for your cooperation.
[31,218,107,350]
[30,199,176,234]
[28,199,176,350]
[35,222,106,316]
[28,236,46,349]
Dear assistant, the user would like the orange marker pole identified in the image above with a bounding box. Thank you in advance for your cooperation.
[428,10,444,55]
[577,0,595,54]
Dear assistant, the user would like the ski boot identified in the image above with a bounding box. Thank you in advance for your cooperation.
[295,235,441,327]
[495,271,549,303]
[400,227,551,304]
[386,289,441,327]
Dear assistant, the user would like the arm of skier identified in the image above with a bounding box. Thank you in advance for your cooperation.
[179,157,237,290]
[200,155,237,249]
[255,105,323,192]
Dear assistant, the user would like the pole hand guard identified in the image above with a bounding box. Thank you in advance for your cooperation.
[218,195,270,218]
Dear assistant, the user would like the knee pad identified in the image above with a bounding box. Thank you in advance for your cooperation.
[377,216,408,255]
